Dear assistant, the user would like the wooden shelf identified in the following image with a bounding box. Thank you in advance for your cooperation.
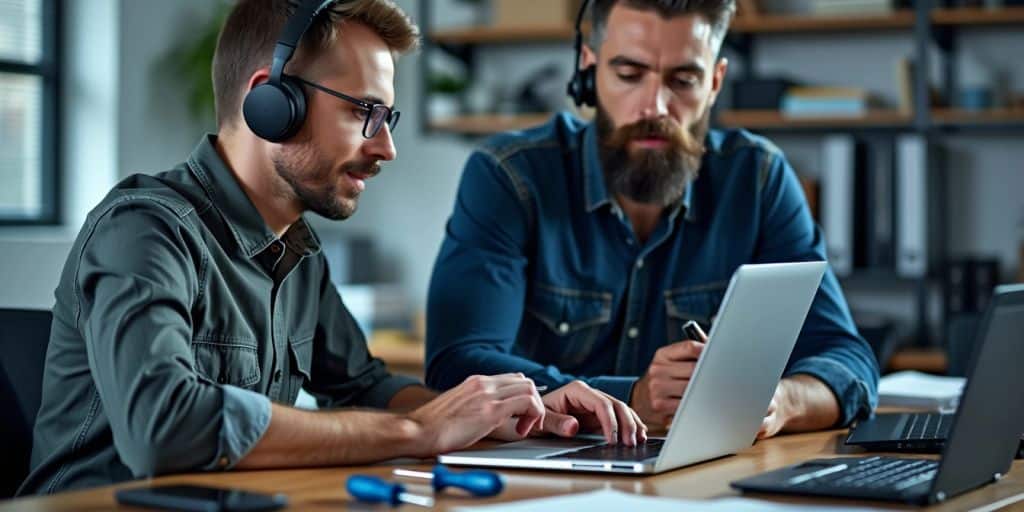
[429,113,553,135]
[887,347,947,375]
[732,10,914,34]
[368,331,424,367]
[931,107,1024,126]
[430,25,576,45]
[932,6,1024,26]
[717,109,912,130]
[428,6,1024,45]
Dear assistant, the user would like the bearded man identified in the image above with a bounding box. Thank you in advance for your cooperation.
[425,0,878,438]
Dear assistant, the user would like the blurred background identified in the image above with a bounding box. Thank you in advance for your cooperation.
[1,0,1022,380]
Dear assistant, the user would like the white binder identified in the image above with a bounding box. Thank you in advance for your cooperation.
[822,135,855,277]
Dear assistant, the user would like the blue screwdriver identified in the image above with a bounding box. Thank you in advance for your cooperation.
[346,475,434,507]
[393,464,505,497]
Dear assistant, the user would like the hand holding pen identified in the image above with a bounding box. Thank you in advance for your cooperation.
[629,320,709,427]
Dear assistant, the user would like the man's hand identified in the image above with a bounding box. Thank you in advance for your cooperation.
[757,385,785,439]
[631,339,705,426]
[406,373,544,455]
[538,381,647,446]
[756,374,842,440]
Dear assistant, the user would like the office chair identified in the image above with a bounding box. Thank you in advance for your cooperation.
[0,308,52,497]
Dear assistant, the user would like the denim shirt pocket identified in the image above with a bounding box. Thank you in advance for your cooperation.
[521,283,612,368]
[663,281,729,343]
[283,331,315,405]
[288,332,314,382]
[191,335,262,389]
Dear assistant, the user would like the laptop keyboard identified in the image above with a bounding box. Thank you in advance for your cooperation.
[786,456,938,492]
[902,413,953,440]
[543,439,665,461]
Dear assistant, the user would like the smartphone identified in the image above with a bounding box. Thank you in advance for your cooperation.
[115,485,287,512]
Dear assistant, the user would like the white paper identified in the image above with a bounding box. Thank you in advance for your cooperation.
[878,370,965,409]
[453,489,878,512]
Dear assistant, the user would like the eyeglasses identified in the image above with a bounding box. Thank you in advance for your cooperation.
[291,75,401,139]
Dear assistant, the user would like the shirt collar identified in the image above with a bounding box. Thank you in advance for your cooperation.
[186,134,321,259]
[581,121,696,222]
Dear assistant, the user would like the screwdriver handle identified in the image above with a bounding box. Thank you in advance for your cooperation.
[432,464,505,497]
[347,475,403,505]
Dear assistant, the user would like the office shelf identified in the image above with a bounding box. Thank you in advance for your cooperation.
[428,113,554,135]
[731,10,915,34]
[430,25,577,45]
[717,109,913,131]
[931,107,1024,126]
[932,6,1024,26]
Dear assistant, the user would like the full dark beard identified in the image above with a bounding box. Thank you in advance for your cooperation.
[272,143,380,220]
[596,104,709,207]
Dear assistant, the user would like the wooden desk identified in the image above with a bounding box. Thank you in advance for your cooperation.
[6,429,1023,511]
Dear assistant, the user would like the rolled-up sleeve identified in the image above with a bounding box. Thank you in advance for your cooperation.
[78,201,271,477]
[220,385,271,468]
[302,265,419,409]
[755,154,880,426]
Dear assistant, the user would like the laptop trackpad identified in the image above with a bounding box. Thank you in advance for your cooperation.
[450,438,599,460]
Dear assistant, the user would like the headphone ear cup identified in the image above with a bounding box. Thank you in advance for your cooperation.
[278,76,307,138]
[567,71,584,107]
[242,77,307,142]
[579,65,596,108]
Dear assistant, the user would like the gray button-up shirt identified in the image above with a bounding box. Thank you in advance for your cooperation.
[19,135,418,495]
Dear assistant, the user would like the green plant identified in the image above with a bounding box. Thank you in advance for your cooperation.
[427,72,470,95]
[159,3,231,123]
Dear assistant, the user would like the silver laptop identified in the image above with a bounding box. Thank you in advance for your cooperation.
[440,261,828,474]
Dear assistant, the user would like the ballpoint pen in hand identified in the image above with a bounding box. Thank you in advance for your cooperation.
[346,475,434,507]
[393,464,505,497]
[683,320,708,343]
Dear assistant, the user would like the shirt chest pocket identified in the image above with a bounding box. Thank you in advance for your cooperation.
[664,282,728,343]
[191,336,262,389]
[520,283,612,368]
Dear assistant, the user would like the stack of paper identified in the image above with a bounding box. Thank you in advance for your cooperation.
[878,370,965,410]
[454,489,878,512]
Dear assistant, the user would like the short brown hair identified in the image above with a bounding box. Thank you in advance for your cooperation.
[589,0,735,54]
[212,0,420,128]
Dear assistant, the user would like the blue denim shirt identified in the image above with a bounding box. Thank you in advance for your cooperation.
[426,113,879,426]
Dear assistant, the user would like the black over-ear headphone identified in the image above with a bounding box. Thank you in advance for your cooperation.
[243,0,341,142]
[566,0,596,108]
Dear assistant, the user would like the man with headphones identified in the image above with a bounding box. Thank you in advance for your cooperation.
[427,0,879,439]
[20,0,645,496]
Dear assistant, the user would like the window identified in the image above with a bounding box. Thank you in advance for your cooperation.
[0,0,60,224]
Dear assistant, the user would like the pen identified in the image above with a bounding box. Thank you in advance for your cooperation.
[682,320,708,343]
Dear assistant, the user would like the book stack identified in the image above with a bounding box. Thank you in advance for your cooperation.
[810,0,894,16]
[761,0,894,16]
[782,86,872,118]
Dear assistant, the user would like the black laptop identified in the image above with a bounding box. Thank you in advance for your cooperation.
[731,284,1024,506]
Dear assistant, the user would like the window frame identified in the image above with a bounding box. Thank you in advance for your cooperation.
[0,0,62,225]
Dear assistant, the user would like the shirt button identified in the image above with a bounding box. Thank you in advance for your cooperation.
[274,369,283,382]
[635,259,645,269]
[558,322,570,334]
[270,243,282,253]
[627,327,639,339]
[218,456,230,468]
[217,376,226,384]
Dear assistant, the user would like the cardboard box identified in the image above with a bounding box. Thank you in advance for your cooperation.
[492,0,583,27]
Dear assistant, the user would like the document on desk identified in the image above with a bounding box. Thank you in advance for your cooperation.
[453,489,878,512]
[878,370,965,410]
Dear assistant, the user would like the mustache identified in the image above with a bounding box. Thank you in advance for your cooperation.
[341,159,382,178]
[603,116,704,156]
